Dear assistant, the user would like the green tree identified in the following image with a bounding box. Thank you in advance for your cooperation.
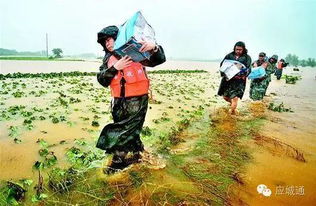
[299,59,307,67]
[306,58,316,67]
[52,48,63,58]
[285,54,299,67]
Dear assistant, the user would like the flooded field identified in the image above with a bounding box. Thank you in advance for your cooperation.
[0,60,315,205]
[0,60,219,74]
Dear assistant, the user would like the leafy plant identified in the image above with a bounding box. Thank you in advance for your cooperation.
[12,91,24,98]
[141,126,152,136]
[33,153,57,170]
[19,179,33,187]
[48,168,80,193]
[66,147,104,167]
[268,102,293,112]
[285,75,301,84]
[36,139,48,148]
[0,182,26,205]
[91,120,100,127]
[38,148,49,157]
[51,117,59,124]
[8,126,19,137]
[31,193,48,203]
[74,139,87,146]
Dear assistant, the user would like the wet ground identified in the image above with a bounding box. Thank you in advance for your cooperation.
[0,60,315,205]
[0,71,217,181]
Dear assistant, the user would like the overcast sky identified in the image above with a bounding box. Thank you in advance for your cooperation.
[1,0,315,60]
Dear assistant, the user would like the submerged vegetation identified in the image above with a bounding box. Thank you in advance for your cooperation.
[0,69,216,205]
[284,75,301,84]
[0,70,207,80]
[0,69,286,205]
[268,102,293,112]
[0,107,266,205]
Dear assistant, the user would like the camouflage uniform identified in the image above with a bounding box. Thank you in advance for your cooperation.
[249,78,266,100]
[263,55,278,95]
[249,59,266,100]
[249,55,277,100]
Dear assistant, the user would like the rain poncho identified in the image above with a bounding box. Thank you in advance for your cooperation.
[96,95,148,153]
[217,52,252,99]
[96,21,166,154]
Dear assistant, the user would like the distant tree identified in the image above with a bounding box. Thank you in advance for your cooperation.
[52,48,63,58]
[0,48,18,56]
[299,59,307,67]
[306,58,316,67]
[285,54,299,67]
[0,48,46,56]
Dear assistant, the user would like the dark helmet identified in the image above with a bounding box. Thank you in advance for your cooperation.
[97,25,119,49]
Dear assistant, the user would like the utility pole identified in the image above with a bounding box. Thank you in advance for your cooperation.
[46,33,48,57]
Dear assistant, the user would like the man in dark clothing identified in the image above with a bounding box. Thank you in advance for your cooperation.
[275,59,287,80]
[217,41,252,114]
[95,26,166,173]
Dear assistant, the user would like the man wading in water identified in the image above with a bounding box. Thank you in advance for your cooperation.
[217,41,252,115]
[249,52,268,101]
[95,26,166,173]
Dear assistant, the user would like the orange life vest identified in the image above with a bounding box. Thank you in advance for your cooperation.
[107,55,149,97]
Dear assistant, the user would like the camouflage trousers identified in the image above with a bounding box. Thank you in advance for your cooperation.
[263,78,271,95]
[249,79,266,100]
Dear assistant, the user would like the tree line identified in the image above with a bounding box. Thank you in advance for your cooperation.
[285,54,316,67]
[0,48,63,58]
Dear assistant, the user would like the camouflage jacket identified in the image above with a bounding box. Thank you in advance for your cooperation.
[265,62,276,82]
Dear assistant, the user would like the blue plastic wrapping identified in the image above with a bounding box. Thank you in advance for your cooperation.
[248,67,266,79]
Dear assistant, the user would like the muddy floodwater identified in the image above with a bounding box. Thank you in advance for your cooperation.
[0,60,315,205]
[230,68,316,205]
